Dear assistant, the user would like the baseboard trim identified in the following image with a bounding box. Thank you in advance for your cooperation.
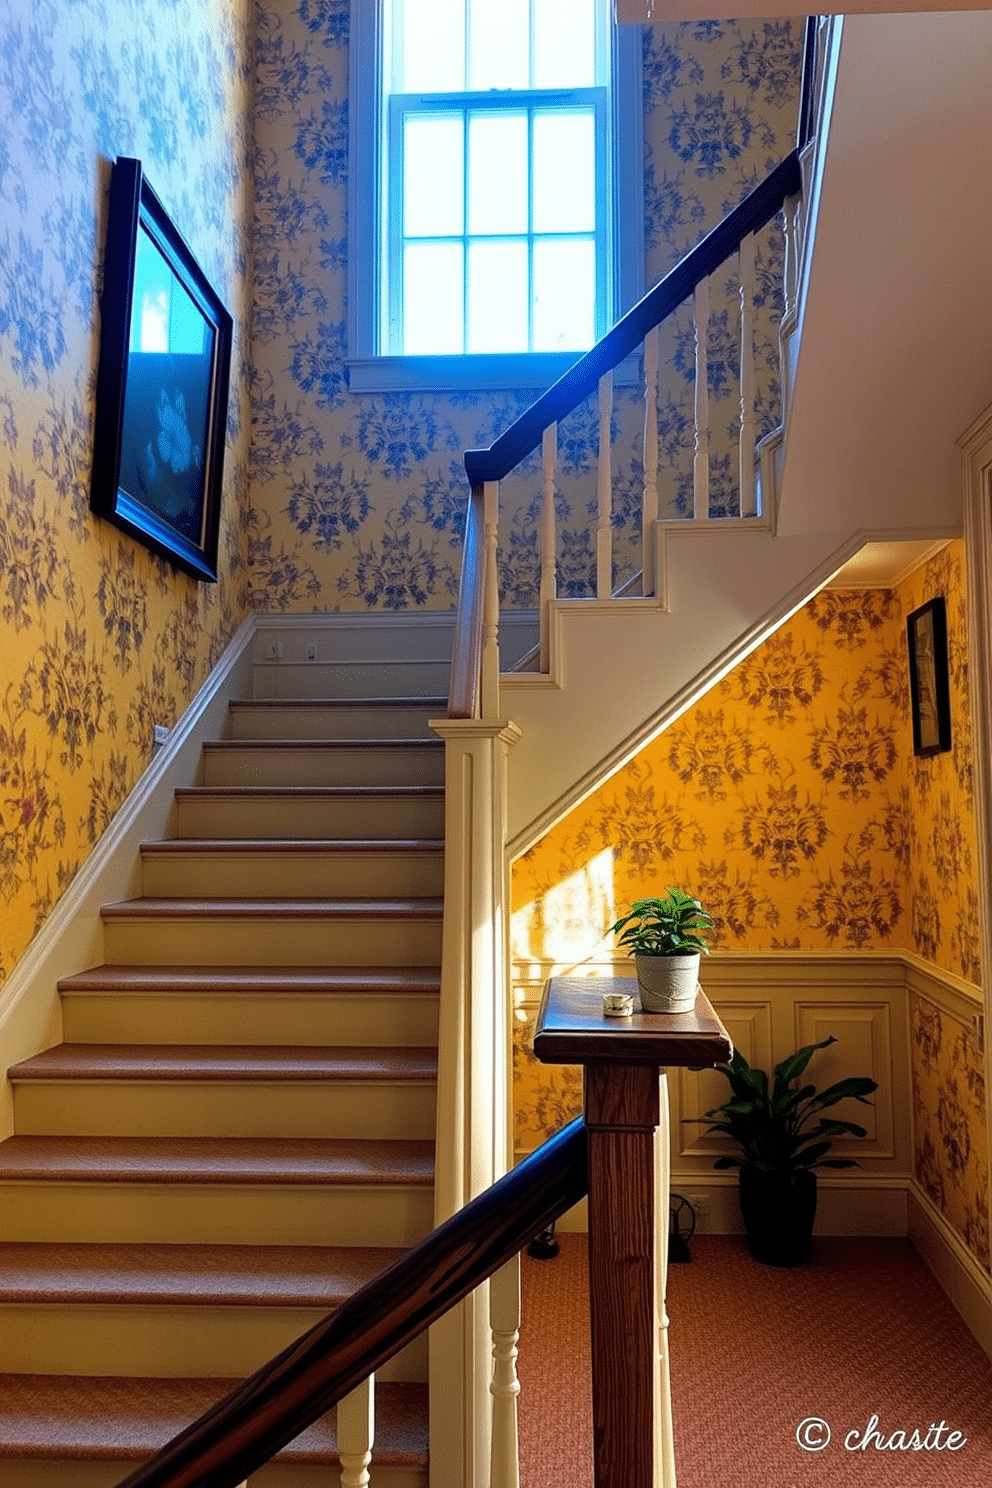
[0,617,257,1138]
[908,1183,992,1361]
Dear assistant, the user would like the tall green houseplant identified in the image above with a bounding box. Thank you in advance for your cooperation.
[696,1035,877,1265]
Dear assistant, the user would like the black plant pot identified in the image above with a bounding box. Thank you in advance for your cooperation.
[738,1165,817,1267]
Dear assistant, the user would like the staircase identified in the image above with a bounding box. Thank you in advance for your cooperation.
[0,668,449,1485]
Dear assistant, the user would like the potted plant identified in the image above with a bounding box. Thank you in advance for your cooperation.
[608,889,712,1013]
[693,1036,878,1266]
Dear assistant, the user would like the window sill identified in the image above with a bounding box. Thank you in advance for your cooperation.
[346,352,641,394]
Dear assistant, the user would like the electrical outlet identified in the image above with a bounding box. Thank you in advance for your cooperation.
[152,723,170,748]
[264,641,283,660]
[683,1193,710,1218]
[304,642,318,661]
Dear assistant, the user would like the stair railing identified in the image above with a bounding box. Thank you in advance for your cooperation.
[448,149,803,724]
[112,1117,588,1488]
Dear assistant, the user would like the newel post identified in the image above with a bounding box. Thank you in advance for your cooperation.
[428,714,522,1488]
[534,977,732,1488]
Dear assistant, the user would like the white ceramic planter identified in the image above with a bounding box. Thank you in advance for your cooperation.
[633,951,701,1013]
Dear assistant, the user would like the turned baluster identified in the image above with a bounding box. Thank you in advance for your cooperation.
[738,231,757,518]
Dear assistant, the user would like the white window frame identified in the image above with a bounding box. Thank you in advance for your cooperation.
[347,0,643,392]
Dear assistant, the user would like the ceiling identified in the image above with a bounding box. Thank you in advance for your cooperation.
[778,12,992,551]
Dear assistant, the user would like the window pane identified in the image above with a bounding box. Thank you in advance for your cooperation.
[404,114,464,238]
[468,112,528,236]
[468,239,528,353]
[404,242,464,353]
[468,0,529,90]
[533,237,595,351]
[533,110,596,233]
[397,0,466,92]
[534,0,597,87]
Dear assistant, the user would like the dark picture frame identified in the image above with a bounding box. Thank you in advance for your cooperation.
[907,596,952,757]
[90,157,232,581]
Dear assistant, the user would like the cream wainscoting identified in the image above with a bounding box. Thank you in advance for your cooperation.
[515,949,990,1357]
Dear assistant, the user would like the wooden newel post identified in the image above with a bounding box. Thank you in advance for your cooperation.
[534,977,732,1488]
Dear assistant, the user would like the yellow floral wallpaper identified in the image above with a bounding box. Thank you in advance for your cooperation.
[512,540,989,1268]
[0,0,255,986]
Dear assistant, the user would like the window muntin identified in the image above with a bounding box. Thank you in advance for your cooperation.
[388,91,605,356]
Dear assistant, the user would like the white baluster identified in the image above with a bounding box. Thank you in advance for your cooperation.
[596,371,613,599]
[489,1257,521,1488]
[338,1373,375,1488]
[540,425,557,673]
[738,231,757,519]
[641,326,659,596]
[481,479,501,719]
[782,193,800,324]
[693,277,710,521]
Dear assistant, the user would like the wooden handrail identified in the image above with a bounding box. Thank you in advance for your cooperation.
[797,16,821,152]
[463,150,801,489]
[114,1118,587,1488]
[448,482,485,718]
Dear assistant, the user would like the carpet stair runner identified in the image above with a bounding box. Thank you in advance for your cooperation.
[0,691,446,1486]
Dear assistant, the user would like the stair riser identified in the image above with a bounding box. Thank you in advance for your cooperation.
[0,1304,426,1382]
[200,745,445,789]
[13,1081,437,1139]
[101,916,444,967]
[228,704,442,741]
[61,993,440,1048]
[253,659,450,699]
[5,1465,427,1488]
[140,850,445,899]
[175,794,445,839]
[257,1465,426,1488]
[0,1183,435,1247]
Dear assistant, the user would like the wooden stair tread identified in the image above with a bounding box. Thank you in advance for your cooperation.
[202,738,443,750]
[11,1044,438,1082]
[0,1374,428,1464]
[101,897,445,919]
[58,965,441,994]
[229,697,446,709]
[0,1135,435,1185]
[175,784,444,797]
[141,838,445,855]
[0,1240,405,1306]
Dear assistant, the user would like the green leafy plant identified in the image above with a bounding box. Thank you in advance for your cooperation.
[696,1036,878,1175]
[608,889,712,958]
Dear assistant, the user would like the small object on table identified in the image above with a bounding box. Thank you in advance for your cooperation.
[602,990,634,1017]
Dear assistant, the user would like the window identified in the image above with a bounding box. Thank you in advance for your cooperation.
[348,0,642,390]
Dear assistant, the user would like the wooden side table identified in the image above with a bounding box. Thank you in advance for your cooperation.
[534,976,732,1488]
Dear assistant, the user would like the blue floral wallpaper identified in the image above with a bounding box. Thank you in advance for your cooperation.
[0,0,255,982]
[249,7,803,610]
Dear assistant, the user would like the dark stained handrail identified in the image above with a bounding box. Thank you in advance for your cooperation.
[114,1118,587,1488]
[463,150,801,489]
[797,16,821,152]
[448,482,485,718]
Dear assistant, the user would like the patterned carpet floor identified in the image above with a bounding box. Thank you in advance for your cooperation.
[517,1233,992,1488]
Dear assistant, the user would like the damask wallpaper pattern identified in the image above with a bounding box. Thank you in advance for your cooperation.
[0,0,255,982]
[512,542,989,1268]
[248,7,803,609]
[1,8,802,981]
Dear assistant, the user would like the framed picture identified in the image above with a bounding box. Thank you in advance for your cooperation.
[907,596,952,756]
[90,156,232,581]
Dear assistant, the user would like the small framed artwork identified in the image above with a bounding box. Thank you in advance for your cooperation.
[907,596,952,756]
[90,156,232,581]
